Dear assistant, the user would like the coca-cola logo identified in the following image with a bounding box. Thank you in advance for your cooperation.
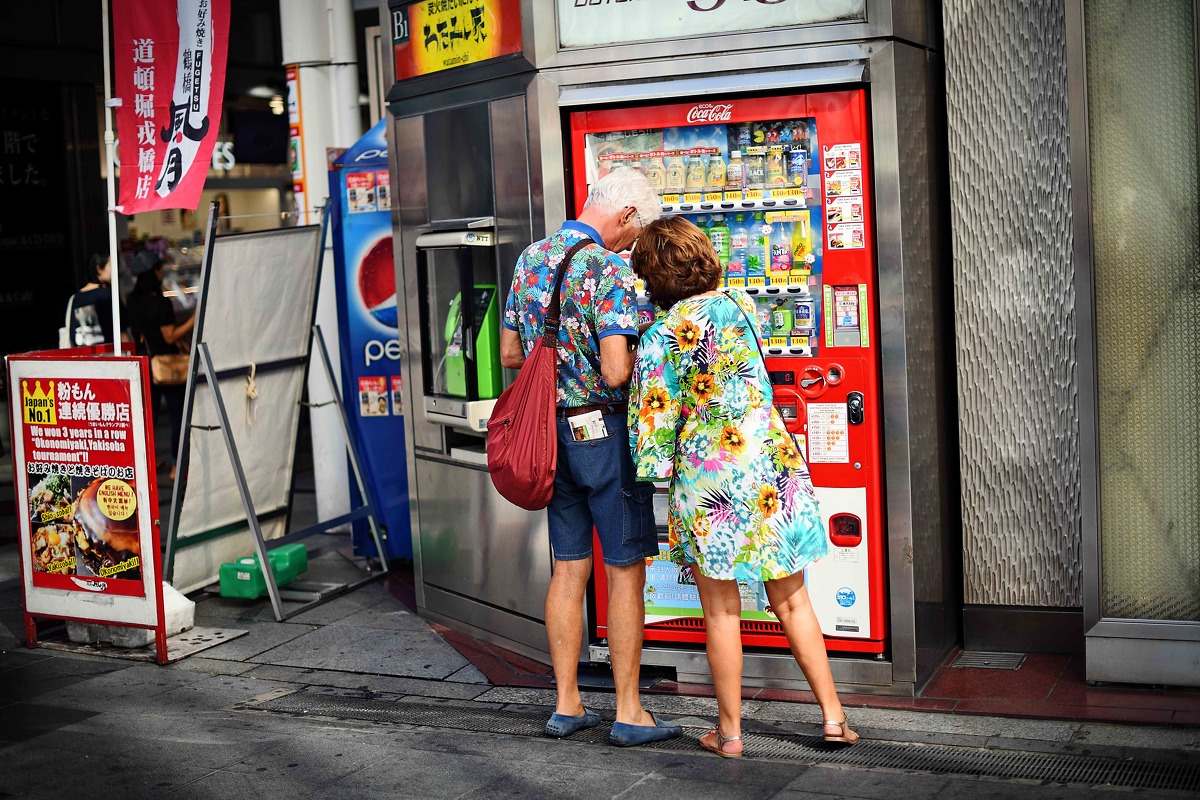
[686,103,733,124]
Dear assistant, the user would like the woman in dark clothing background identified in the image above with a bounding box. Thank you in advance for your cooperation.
[128,250,195,480]
[67,254,127,347]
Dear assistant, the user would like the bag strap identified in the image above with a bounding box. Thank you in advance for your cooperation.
[63,294,75,333]
[540,236,594,349]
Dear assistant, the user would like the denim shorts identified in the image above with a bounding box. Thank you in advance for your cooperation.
[548,412,658,567]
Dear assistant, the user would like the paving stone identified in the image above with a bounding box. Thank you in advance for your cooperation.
[784,764,948,799]
[446,663,491,684]
[326,605,430,631]
[240,664,492,700]
[932,775,1123,800]
[617,773,779,800]
[155,769,319,800]
[168,657,260,677]
[283,584,395,625]
[1072,721,1200,751]
[248,625,470,679]
[195,620,316,662]
[327,749,515,799]
[0,701,100,743]
[16,662,209,712]
[456,761,646,800]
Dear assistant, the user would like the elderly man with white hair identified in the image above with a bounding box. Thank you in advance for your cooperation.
[500,168,681,747]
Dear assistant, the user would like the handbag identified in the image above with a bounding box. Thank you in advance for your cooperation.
[59,294,75,348]
[486,237,593,511]
[149,353,190,385]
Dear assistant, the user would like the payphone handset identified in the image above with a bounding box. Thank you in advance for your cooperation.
[444,284,501,399]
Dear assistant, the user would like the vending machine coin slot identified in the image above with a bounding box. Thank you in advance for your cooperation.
[829,513,862,548]
[847,391,865,425]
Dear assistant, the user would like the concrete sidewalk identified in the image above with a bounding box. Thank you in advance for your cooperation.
[1,543,1197,800]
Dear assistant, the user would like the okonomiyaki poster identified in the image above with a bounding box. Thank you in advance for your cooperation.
[19,375,147,597]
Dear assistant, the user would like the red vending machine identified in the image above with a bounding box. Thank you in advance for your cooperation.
[573,90,886,656]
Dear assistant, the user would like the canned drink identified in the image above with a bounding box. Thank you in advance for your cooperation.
[788,148,807,185]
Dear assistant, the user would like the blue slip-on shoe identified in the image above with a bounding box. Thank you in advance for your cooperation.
[608,713,684,747]
[544,708,602,738]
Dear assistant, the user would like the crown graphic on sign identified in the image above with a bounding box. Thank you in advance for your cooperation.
[22,380,57,425]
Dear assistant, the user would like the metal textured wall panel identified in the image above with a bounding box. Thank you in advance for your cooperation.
[943,1,1082,607]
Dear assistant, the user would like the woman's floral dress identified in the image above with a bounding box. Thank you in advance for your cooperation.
[629,288,827,582]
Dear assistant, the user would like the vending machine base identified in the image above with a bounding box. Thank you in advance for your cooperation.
[589,643,908,697]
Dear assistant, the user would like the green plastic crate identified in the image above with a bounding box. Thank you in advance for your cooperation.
[217,544,308,600]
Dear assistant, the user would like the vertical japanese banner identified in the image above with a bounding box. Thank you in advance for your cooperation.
[286,65,307,224]
[113,0,230,214]
[7,355,165,656]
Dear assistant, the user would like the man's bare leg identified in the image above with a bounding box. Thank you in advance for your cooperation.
[546,557,593,716]
[605,560,655,726]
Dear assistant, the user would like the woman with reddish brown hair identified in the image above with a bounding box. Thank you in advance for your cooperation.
[629,216,858,757]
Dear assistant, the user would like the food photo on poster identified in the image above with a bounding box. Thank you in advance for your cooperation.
[20,376,147,598]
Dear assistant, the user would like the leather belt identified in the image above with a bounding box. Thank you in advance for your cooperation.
[557,401,628,420]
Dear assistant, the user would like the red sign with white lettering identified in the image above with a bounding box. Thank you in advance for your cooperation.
[113,0,230,214]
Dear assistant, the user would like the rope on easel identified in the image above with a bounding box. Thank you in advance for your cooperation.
[245,363,259,426]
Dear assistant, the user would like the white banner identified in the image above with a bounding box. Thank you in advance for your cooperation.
[557,0,866,49]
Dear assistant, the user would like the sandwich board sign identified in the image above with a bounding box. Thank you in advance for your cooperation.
[6,353,168,663]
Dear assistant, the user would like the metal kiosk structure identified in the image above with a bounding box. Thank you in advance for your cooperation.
[383,0,957,695]
[163,205,390,621]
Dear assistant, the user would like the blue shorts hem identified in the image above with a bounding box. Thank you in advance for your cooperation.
[553,550,592,562]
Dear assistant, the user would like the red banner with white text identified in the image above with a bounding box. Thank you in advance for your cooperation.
[113,0,229,214]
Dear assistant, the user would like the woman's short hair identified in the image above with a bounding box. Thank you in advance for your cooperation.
[631,216,722,309]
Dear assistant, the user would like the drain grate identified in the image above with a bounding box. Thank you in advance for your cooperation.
[950,651,1027,670]
[239,689,1200,793]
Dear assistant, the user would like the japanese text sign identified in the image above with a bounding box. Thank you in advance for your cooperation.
[557,0,866,49]
[393,0,522,80]
[114,0,230,214]
[7,356,163,629]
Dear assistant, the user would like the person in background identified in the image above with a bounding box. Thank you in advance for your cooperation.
[129,250,195,481]
[498,169,682,748]
[67,254,126,347]
[629,216,859,758]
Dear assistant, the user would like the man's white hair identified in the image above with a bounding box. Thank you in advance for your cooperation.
[583,168,663,227]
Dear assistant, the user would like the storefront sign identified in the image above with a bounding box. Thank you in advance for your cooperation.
[557,0,866,49]
[7,355,166,656]
[113,0,230,214]
[392,0,523,80]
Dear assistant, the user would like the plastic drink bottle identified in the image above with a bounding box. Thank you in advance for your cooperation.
[645,157,666,194]
[686,156,707,191]
[744,151,766,189]
[726,213,749,278]
[665,156,686,193]
[706,153,726,192]
[766,147,786,185]
[771,298,793,335]
[747,212,768,279]
[707,214,730,267]
[770,221,794,273]
[790,210,813,280]
[755,297,774,338]
[725,151,745,190]
[737,124,752,149]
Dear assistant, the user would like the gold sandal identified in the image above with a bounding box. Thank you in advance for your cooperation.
[823,717,859,744]
[700,729,743,758]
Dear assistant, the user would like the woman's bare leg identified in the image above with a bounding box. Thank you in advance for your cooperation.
[693,570,745,753]
[765,570,858,742]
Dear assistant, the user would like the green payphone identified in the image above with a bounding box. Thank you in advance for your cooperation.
[444,284,501,399]
[415,226,504,433]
